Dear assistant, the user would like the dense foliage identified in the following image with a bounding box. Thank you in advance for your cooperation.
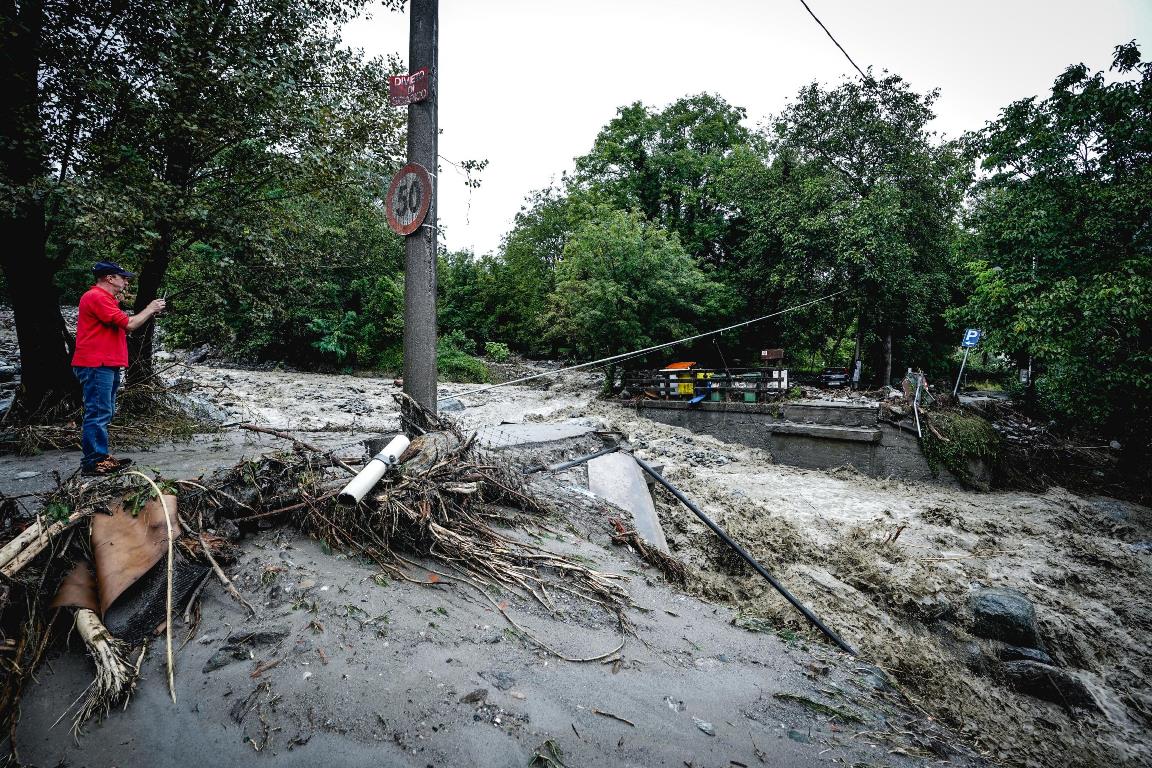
[957,42,1152,459]
[1,0,415,402]
[441,82,965,382]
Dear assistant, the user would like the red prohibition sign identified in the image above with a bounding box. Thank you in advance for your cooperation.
[386,162,433,236]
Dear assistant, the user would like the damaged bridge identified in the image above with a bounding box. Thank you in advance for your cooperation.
[624,399,967,483]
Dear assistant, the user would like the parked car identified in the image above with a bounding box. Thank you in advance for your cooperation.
[817,366,852,388]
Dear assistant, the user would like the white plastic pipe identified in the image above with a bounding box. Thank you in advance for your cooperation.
[337,434,410,505]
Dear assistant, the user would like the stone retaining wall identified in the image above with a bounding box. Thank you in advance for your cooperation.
[626,400,953,483]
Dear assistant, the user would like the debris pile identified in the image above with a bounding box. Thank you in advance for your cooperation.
[0,394,641,739]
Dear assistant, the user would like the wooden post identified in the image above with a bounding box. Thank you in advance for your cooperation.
[402,0,439,414]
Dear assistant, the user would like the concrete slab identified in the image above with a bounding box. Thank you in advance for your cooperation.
[587,452,669,553]
[770,423,883,442]
[472,422,595,449]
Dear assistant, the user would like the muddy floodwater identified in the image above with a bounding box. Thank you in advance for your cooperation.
[3,358,1149,768]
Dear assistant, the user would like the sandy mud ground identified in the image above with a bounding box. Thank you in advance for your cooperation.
[3,357,1149,767]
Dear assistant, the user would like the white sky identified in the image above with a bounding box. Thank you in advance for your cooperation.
[343,0,1152,257]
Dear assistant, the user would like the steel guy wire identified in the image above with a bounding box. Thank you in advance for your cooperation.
[439,289,846,403]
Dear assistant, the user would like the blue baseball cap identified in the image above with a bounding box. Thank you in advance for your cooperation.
[92,261,136,278]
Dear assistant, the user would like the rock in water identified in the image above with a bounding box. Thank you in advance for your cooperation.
[997,643,1055,666]
[968,587,1041,648]
[1002,661,1100,711]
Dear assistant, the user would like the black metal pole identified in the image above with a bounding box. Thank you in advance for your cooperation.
[631,454,858,656]
[402,0,438,414]
[524,445,621,475]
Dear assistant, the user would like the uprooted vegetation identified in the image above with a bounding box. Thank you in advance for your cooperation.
[0,397,642,743]
[920,409,1002,484]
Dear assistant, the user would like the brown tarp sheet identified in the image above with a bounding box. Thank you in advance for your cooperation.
[50,561,100,612]
[49,495,178,617]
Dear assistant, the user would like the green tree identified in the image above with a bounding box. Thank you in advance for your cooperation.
[545,207,732,375]
[960,42,1152,463]
[161,158,406,368]
[484,187,592,354]
[1,0,405,414]
[572,93,755,264]
[438,249,496,345]
[74,0,401,383]
[753,72,966,384]
[0,0,120,413]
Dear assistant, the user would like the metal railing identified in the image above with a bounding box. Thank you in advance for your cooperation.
[622,367,789,404]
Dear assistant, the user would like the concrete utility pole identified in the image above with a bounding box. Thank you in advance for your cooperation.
[402,0,439,414]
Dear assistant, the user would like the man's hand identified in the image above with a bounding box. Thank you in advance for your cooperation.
[126,298,168,332]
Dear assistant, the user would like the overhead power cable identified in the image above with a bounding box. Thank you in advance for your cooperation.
[440,289,846,402]
[797,0,869,81]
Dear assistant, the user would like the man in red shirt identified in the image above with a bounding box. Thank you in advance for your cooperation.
[72,261,166,476]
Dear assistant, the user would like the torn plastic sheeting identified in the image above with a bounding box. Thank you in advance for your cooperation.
[50,495,207,642]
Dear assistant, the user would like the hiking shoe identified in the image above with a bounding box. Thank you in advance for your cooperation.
[81,457,131,477]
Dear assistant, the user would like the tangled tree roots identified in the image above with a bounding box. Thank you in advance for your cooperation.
[71,609,138,732]
[172,397,638,657]
[304,427,635,655]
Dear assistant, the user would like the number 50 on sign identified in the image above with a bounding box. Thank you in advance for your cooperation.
[385,163,433,236]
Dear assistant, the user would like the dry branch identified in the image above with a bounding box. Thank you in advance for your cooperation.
[0,511,86,577]
[237,423,358,475]
[180,517,256,618]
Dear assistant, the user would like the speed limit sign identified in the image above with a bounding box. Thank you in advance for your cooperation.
[385,162,433,236]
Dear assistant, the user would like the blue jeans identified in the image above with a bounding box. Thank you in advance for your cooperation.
[74,366,121,468]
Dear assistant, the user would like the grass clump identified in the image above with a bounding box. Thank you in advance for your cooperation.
[921,409,1001,484]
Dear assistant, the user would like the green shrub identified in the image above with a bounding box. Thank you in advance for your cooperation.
[438,331,488,383]
[374,345,404,375]
[369,337,489,383]
[309,311,359,361]
[484,341,510,362]
[921,410,1001,483]
[438,350,489,382]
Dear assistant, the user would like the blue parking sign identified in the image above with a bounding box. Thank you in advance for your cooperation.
[962,328,982,348]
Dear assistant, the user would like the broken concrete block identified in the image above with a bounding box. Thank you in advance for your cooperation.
[588,452,669,554]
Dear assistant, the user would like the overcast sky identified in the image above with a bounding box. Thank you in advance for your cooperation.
[343,0,1152,257]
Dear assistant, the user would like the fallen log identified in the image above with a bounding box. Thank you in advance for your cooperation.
[0,511,86,578]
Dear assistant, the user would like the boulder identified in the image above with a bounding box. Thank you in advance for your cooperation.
[185,344,212,364]
[439,397,466,413]
[969,587,1041,648]
[1002,661,1099,711]
[997,643,1055,666]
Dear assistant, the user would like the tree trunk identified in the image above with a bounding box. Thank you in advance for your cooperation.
[127,126,191,388]
[127,220,173,387]
[0,0,80,416]
[851,315,863,390]
[880,326,893,388]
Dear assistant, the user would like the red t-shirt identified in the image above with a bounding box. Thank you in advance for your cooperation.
[72,285,130,367]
